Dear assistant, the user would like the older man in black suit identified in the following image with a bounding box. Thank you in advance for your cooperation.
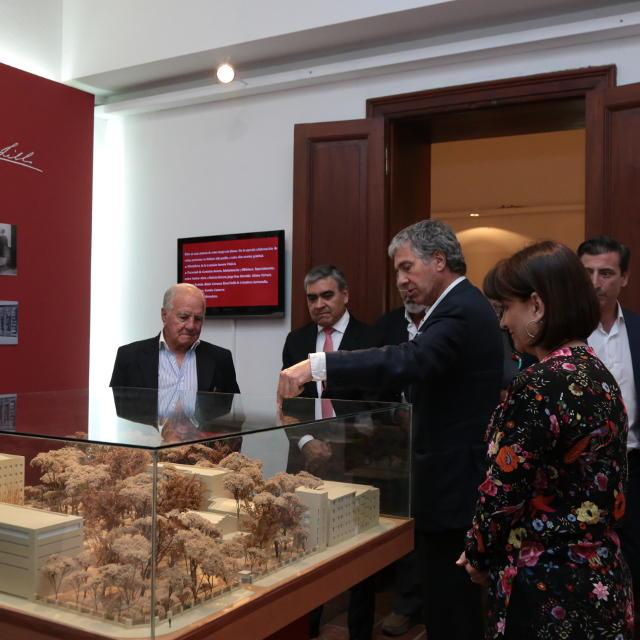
[110,283,239,394]
[279,220,503,640]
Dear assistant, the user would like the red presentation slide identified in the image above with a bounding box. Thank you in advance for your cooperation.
[181,236,280,307]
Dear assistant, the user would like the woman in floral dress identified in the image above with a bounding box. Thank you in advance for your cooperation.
[458,241,634,639]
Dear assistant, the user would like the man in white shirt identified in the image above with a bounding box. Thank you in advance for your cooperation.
[578,235,640,630]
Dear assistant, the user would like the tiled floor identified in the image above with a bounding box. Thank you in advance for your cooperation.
[316,592,425,640]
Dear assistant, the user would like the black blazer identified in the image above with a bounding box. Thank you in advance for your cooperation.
[281,315,380,400]
[622,308,640,405]
[326,279,503,532]
[109,335,240,393]
[375,306,411,346]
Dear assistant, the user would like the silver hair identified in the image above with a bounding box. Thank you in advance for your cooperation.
[162,283,206,310]
[303,264,348,291]
[388,219,466,275]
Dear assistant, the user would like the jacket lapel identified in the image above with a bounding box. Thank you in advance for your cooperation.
[196,346,215,391]
[623,308,640,402]
[139,337,160,389]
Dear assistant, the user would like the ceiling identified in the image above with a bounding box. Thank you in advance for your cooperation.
[72,0,639,98]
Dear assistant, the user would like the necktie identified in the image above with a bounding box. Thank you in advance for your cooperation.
[322,326,335,353]
[321,327,335,418]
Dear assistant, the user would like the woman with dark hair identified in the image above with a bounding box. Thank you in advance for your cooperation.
[457,241,634,639]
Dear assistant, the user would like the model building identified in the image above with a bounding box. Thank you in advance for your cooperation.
[0,503,83,599]
[0,444,381,630]
[0,452,24,504]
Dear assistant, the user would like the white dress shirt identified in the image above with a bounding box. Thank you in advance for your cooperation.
[588,303,638,450]
[405,307,428,340]
[298,310,350,449]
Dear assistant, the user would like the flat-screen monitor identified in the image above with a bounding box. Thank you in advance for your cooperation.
[177,230,285,317]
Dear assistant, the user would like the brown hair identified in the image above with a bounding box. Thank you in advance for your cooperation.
[483,241,599,350]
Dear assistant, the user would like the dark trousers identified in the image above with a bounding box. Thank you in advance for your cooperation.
[391,549,423,617]
[309,576,376,640]
[417,528,484,640]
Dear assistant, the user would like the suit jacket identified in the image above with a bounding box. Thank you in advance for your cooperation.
[326,279,503,532]
[375,306,411,346]
[282,315,381,474]
[109,335,240,393]
[282,315,380,400]
[623,307,640,405]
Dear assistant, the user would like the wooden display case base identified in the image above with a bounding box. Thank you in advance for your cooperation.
[0,517,413,640]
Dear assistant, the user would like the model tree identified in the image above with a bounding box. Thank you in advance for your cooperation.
[223,471,256,520]
[30,447,85,513]
[294,470,323,489]
[263,472,298,496]
[219,452,264,487]
[158,466,204,513]
[41,554,75,600]
[158,443,233,466]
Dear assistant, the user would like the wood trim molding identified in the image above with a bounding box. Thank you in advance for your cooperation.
[366,66,616,119]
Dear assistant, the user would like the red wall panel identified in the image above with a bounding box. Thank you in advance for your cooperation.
[0,62,94,394]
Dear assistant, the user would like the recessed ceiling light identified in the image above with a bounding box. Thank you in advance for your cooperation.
[216,63,235,84]
[469,212,480,217]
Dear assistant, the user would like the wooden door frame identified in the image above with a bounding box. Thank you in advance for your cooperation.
[366,66,615,120]
[364,65,616,310]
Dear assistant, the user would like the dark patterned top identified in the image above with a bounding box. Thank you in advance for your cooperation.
[465,346,634,639]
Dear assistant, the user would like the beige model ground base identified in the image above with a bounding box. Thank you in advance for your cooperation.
[0,517,407,639]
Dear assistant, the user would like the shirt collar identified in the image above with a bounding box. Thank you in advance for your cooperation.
[159,331,200,352]
[595,302,625,334]
[317,309,350,334]
[423,276,466,323]
[404,306,428,331]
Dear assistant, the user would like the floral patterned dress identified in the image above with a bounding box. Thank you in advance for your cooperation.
[465,346,634,639]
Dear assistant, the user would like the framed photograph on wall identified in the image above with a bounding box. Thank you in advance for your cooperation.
[0,301,18,344]
[0,223,17,276]
[0,394,16,430]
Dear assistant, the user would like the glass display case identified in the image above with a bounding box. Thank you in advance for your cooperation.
[0,388,412,640]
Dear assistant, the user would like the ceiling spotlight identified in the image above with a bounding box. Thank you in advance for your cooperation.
[469,212,480,217]
[216,63,235,84]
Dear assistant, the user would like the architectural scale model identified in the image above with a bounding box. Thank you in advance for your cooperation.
[0,503,83,599]
[0,444,381,632]
[0,452,24,503]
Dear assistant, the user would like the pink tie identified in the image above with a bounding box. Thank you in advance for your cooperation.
[322,326,335,353]
[321,327,334,418]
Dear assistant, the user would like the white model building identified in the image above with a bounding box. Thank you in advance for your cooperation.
[323,484,356,546]
[0,453,25,504]
[189,510,237,536]
[0,504,83,600]
[322,481,380,533]
[295,487,329,551]
[158,463,233,509]
[296,480,380,550]
[207,497,250,530]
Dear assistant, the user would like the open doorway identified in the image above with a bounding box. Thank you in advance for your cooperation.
[293,65,640,325]
[432,129,585,289]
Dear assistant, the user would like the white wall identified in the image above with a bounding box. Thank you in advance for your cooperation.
[91,31,640,395]
[0,0,62,79]
[61,0,439,80]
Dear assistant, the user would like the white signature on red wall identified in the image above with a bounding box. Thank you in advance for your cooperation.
[0,142,44,173]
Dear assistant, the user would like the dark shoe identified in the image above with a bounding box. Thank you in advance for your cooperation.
[381,612,414,636]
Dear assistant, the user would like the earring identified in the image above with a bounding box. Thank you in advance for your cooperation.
[525,319,539,339]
